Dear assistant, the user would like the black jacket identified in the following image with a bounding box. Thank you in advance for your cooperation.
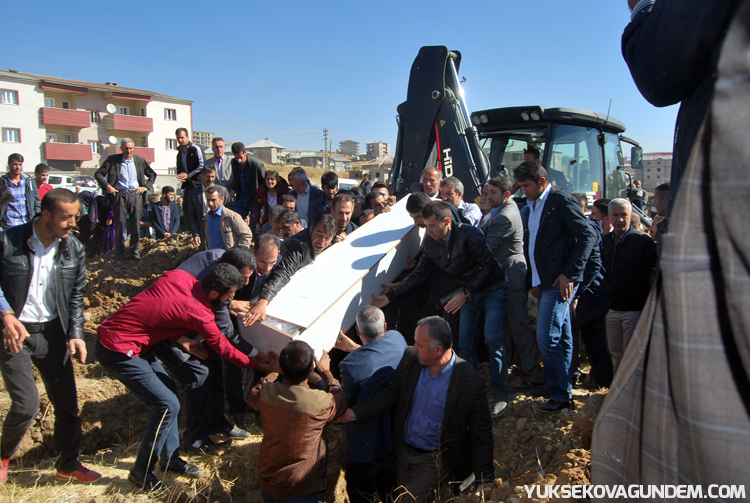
[149,201,180,238]
[352,349,494,485]
[388,222,504,302]
[259,236,316,303]
[523,189,595,291]
[176,143,204,193]
[95,154,157,206]
[0,174,41,227]
[0,220,86,339]
[622,0,741,209]
[602,230,656,312]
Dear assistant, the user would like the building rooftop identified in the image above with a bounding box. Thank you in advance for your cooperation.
[362,155,394,167]
[0,69,192,104]
[247,138,285,149]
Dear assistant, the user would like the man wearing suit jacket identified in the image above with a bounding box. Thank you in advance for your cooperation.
[205,137,233,191]
[288,167,323,227]
[185,166,230,249]
[339,316,494,503]
[95,138,157,265]
[514,161,595,413]
[149,186,180,239]
[480,176,545,390]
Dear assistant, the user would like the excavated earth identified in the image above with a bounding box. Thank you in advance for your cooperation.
[0,234,606,503]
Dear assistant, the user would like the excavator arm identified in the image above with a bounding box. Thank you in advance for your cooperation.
[390,46,490,202]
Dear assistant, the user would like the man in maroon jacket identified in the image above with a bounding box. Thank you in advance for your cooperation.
[96,263,264,491]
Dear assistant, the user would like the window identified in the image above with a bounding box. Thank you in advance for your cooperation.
[64,134,73,143]
[166,139,177,150]
[62,101,70,110]
[47,134,57,142]
[116,106,129,115]
[89,141,100,154]
[1,90,18,105]
[141,137,148,147]
[140,107,146,117]
[168,167,175,175]
[90,111,100,124]
[164,108,177,121]
[2,128,20,143]
[44,97,55,108]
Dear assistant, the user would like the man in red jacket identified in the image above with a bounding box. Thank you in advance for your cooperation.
[96,263,264,491]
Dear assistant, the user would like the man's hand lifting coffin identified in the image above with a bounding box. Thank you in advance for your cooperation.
[243,214,338,326]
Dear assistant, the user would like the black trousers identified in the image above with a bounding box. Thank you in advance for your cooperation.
[346,453,398,503]
[113,190,143,261]
[572,282,614,387]
[0,319,82,472]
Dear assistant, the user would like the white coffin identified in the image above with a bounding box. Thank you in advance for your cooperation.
[239,196,424,356]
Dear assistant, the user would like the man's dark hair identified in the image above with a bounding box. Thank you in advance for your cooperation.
[7,153,23,164]
[148,194,159,206]
[212,137,224,144]
[513,160,548,184]
[364,191,383,210]
[654,182,671,196]
[218,246,256,273]
[231,142,246,154]
[162,186,175,196]
[280,194,297,206]
[417,316,453,350]
[406,191,432,214]
[524,146,541,160]
[593,198,611,216]
[175,127,189,137]
[201,263,245,297]
[41,188,79,213]
[337,189,356,198]
[351,186,364,196]
[362,173,369,179]
[201,165,217,175]
[487,176,512,194]
[421,200,452,221]
[372,181,388,191]
[571,192,588,208]
[205,186,223,199]
[255,233,281,253]
[311,213,337,236]
[279,341,315,385]
[332,193,353,211]
[278,209,300,225]
[321,171,338,189]
[34,163,50,175]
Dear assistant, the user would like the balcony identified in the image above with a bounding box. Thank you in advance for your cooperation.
[104,113,153,133]
[44,143,94,161]
[104,145,155,163]
[40,108,91,128]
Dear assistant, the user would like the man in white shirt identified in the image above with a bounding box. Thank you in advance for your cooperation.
[0,189,101,483]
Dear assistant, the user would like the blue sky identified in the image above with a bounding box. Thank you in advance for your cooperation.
[1,1,677,154]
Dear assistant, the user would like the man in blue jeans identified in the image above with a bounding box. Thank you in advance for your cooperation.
[514,161,595,413]
[373,200,510,416]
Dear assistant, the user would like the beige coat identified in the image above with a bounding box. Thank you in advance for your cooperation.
[203,205,253,250]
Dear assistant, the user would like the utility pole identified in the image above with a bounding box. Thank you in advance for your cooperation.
[323,128,329,170]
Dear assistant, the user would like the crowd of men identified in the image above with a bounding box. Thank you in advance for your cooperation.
[0,121,671,501]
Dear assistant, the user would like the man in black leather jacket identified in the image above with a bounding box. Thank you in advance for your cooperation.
[0,189,100,483]
[373,201,512,416]
[244,213,337,326]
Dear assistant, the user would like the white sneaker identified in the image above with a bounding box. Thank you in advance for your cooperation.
[492,400,508,417]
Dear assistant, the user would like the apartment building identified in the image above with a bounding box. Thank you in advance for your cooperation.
[366,141,390,160]
[635,152,672,192]
[0,69,193,177]
[192,130,215,149]
[339,139,360,156]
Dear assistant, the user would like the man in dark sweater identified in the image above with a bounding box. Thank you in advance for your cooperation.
[602,198,656,372]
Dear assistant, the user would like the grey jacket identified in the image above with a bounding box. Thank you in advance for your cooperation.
[204,154,234,188]
[481,198,527,290]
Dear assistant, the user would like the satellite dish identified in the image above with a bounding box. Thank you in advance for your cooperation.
[108,136,118,145]
[106,104,116,114]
